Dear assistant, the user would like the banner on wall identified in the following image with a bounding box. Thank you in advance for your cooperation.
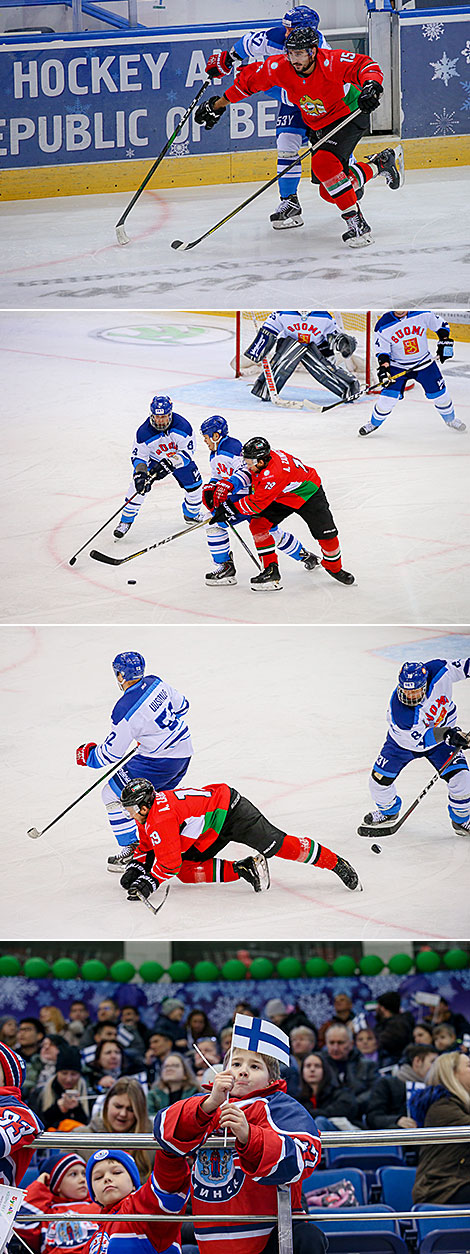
[400,10,470,139]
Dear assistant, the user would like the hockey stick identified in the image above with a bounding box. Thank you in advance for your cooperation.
[136,883,170,915]
[248,313,310,410]
[319,369,410,414]
[357,743,467,839]
[27,746,138,840]
[68,482,156,566]
[171,108,363,251]
[226,519,261,570]
[115,79,211,244]
[90,515,211,567]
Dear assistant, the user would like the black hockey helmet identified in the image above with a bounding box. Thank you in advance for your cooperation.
[242,437,271,466]
[285,25,319,53]
[120,778,156,810]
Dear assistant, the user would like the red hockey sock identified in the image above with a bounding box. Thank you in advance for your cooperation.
[177,860,239,884]
[312,150,357,211]
[277,834,338,869]
[248,516,276,569]
[314,844,339,871]
[320,535,342,573]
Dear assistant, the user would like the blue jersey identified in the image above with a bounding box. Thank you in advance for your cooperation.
[387,658,470,753]
[132,414,196,472]
[86,675,193,770]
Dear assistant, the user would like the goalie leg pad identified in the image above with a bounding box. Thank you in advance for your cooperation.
[302,343,354,400]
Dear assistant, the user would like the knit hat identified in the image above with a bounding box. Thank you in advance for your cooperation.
[55,1043,82,1073]
[161,998,185,1015]
[264,999,288,1019]
[42,1152,86,1194]
[86,1150,140,1201]
[377,992,401,1015]
[0,1042,26,1088]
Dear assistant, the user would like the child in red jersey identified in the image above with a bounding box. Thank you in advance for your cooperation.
[77,1147,189,1254]
[0,1042,43,1187]
[153,1046,326,1254]
[15,1152,99,1254]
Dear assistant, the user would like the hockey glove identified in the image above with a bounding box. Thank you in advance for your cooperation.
[378,359,393,387]
[133,467,151,495]
[334,332,357,358]
[202,484,216,511]
[358,80,384,114]
[120,863,156,900]
[76,742,97,766]
[245,327,277,363]
[205,50,234,79]
[442,726,470,751]
[211,502,238,525]
[436,335,454,363]
[212,479,232,508]
[194,97,224,130]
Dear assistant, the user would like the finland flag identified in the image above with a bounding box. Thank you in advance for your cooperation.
[231,1013,290,1066]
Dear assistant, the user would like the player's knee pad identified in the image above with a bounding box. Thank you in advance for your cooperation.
[102,783,122,806]
[370,772,400,809]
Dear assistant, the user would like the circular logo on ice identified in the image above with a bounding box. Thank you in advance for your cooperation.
[93,323,232,347]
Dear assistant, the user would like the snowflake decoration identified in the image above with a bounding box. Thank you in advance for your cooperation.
[461,41,470,65]
[125,148,135,159]
[168,140,190,158]
[430,108,460,135]
[461,82,470,113]
[430,53,460,88]
[0,977,36,1012]
[422,21,444,42]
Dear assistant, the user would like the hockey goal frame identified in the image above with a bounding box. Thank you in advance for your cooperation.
[234,310,377,389]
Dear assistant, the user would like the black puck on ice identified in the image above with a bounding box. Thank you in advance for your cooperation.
[128,579,137,585]
[371,843,382,854]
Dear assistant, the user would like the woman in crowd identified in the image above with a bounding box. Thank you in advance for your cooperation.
[299,1052,360,1125]
[413,1023,434,1047]
[85,1039,145,1095]
[39,1007,67,1037]
[147,1054,201,1117]
[412,1051,470,1203]
[186,1008,215,1044]
[85,1076,152,1182]
[35,1044,89,1128]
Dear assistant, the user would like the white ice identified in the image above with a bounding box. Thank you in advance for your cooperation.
[2,311,470,626]
[2,623,470,940]
[0,168,468,308]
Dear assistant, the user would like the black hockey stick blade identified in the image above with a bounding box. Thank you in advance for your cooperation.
[357,821,397,839]
[90,548,140,567]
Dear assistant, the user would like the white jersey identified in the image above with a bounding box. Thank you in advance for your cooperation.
[262,310,339,347]
[207,435,251,494]
[387,658,470,753]
[87,674,193,769]
[132,413,196,470]
[374,312,450,371]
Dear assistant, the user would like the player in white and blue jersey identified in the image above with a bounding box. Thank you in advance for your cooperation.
[361,658,470,836]
[359,312,465,436]
[76,651,193,870]
[114,396,203,538]
[245,311,360,402]
[200,415,318,584]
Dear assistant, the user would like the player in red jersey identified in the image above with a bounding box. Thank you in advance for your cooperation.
[197,26,403,247]
[116,778,362,903]
[204,438,354,591]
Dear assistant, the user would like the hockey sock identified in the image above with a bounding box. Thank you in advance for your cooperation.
[429,388,455,424]
[207,522,231,564]
[120,487,145,526]
[248,516,277,569]
[349,160,375,190]
[105,802,138,846]
[371,392,399,428]
[312,151,357,211]
[276,834,338,869]
[446,768,470,825]
[177,859,239,884]
[183,485,203,519]
[277,151,302,200]
[319,535,342,574]
[271,525,305,561]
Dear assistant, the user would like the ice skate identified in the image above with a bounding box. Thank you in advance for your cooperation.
[367,145,404,190]
[357,805,401,837]
[300,550,320,571]
[446,418,466,432]
[233,853,271,893]
[182,503,204,524]
[250,562,283,591]
[359,422,377,436]
[114,519,134,539]
[451,816,470,836]
[205,555,237,586]
[270,193,304,229]
[341,207,373,248]
[107,843,139,872]
[326,567,355,586]
[332,857,363,892]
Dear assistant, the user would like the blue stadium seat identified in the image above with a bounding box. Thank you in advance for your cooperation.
[314,1204,400,1234]
[325,1146,405,1174]
[311,1207,409,1254]
[19,1167,38,1187]
[303,1166,368,1205]
[420,1233,470,1254]
[377,1166,417,1215]
[413,1205,470,1241]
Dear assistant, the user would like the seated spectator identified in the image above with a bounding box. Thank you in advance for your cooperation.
[431,996,470,1041]
[39,1007,66,1037]
[152,999,188,1049]
[35,1043,89,1128]
[413,1023,434,1047]
[186,1008,215,1044]
[83,1147,189,1254]
[119,1005,149,1056]
[82,1021,144,1074]
[144,1029,175,1084]
[412,1051,470,1204]
[219,1026,233,1055]
[64,1001,90,1047]
[0,1042,44,1185]
[15,1151,99,1253]
[323,1023,377,1114]
[147,1054,201,1117]
[192,1038,221,1079]
[299,1052,360,1125]
[375,991,414,1064]
[264,999,290,1029]
[80,998,121,1048]
[0,1015,18,1049]
[365,1044,437,1129]
[318,994,355,1048]
[433,1023,458,1053]
[287,1026,318,1099]
[85,1076,152,1182]
[354,1024,379,1063]
[32,1034,65,1097]
[16,1018,46,1096]
[85,1039,145,1096]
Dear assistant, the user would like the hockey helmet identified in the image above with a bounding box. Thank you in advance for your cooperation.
[283,6,319,29]
[397,662,428,707]
[285,25,319,53]
[242,437,271,466]
[201,415,229,440]
[120,778,156,811]
[149,395,173,431]
[112,651,145,687]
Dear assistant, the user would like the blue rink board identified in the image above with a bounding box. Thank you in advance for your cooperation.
[371,636,470,662]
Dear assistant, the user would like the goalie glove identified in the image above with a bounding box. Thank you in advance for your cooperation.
[436,331,454,363]
[195,97,224,130]
[120,863,156,900]
[334,331,357,358]
[358,80,384,114]
[442,726,470,751]
[245,326,278,362]
[205,49,234,79]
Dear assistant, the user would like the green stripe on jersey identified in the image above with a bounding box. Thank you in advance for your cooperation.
[296,480,320,503]
[303,839,318,865]
[202,806,229,836]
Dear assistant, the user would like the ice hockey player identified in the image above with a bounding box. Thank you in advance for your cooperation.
[117,777,362,904]
[358,311,465,436]
[15,1152,99,1254]
[359,659,470,837]
[113,396,203,539]
[198,26,403,247]
[245,311,361,402]
[209,438,355,591]
[201,414,318,584]
[205,7,330,231]
[78,1147,189,1254]
[0,1042,44,1187]
[75,651,193,872]
[153,1039,326,1254]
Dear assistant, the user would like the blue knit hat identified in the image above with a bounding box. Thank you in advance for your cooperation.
[86,1150,140,1201]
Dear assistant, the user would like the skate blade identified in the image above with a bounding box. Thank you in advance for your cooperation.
[393,144,405,188]
[254,854,271,892]
[205,578,238,587]
[347,232,374,248]
[250,582,283,591]
[271,217,304,230]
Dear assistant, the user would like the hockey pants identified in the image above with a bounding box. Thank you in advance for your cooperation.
[370,735,470,827]
[370,361,455,429]
[179,790,338,875]
[246,486,343,574]
[119,458,203,528]
[252,337,357,401]
[309,112,376,213]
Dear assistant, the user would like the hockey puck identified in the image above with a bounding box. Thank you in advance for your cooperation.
[127,579,137,585]
[371,843,382,854]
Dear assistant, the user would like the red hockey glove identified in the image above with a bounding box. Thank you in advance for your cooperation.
[212,479,232,508]
[76,743,97,766]
[202,484,216,510]
[205,50,234,79]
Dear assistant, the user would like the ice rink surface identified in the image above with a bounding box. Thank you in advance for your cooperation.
[3,311,469,626]
[1,168,469,308]
[2,623,470,941]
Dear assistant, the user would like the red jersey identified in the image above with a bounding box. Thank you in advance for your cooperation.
[0,1087,43,1187]
[80,1151,189,1254]
[235,449,322,517]
[133,783,232,884]
[224,47,383,132]
[16,1180,99,1254]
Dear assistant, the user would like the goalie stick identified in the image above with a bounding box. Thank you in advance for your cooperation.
[357,741,469,839]
[27,746,138,840]
[248,312,311,410]
[90,516,211,567]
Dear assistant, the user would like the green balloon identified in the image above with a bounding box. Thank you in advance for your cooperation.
[222,960,247,981]
[305,957,329,978]
[415,950,440,973]
[276,956,303,979]
[23,957,50,978]
[80,959,108,981]
[249,957,274,980]
[444,948,468,970]
[332,955,356,977]
[110,960,135,983]
[388,953,413,975]
[167,961,192,982]
[0,955,21,976]
[193,961,219,982]
[139,961,164,982]
[52,958,79,980]
[359,954,384,977]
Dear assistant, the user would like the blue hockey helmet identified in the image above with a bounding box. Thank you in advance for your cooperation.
[201,415,229,441]
[112,651,145,688]
[397,662,428,707]
[149,395,173,431]
[283,6,319,29]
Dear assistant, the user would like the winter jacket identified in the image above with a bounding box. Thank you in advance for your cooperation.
[78,1151,190,1254]
[412,1087,470,1203]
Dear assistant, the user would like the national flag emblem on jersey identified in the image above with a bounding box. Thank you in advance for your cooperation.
[231,1014,290,1065]
[299,96,326,116]
[299,333,311,343]
[403,338,419,355]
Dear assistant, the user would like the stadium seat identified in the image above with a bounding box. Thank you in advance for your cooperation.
[420,1233,470,1254]
[413,1205,470,1241]
[377,1166,417,1223]
[18,1167,38,1187]
[303,1166,368,1205]
[312,1206,409,1254]
[314,1203,400,1233]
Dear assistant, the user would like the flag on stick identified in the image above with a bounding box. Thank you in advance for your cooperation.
[231,1014,290,1066]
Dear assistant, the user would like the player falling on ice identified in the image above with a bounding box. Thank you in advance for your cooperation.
[358,311,465,436]
[113,395,203,539]
[198,25,403,248]
[116,778,362,905]
[244,311,360,403]
[75,651,193,871]
[206,437,354,591]
[359,658,470,838]
[201,414,318,585]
